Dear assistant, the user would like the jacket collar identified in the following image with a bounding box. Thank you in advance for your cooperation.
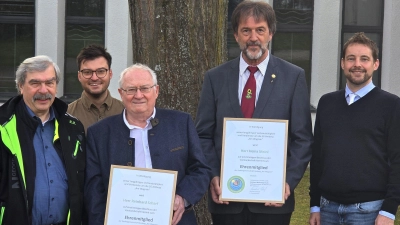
[0,95,68,125]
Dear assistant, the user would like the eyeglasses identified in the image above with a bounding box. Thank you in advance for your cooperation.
[120,85,156,95]
[79,68,109,79]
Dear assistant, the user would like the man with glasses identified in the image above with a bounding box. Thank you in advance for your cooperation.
[0,55,85,224]
[84,63,211,225]
[67,45,124,132]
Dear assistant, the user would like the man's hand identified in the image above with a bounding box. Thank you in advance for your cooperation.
[264,183,290,207]
[309,212,320,225]
[172,195,185,225]
[210,176,229,204]
[375,214,394,225]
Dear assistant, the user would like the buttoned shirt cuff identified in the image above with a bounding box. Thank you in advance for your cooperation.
[379,210,395,220]
[310,206,320,213]
[184,198,190,207]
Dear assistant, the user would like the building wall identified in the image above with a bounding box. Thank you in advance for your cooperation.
[15,0,400,108]
[36,0,66,97]
[34,0,132,100]
[381,0,400,97]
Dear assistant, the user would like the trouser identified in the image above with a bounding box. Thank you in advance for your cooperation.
[320,196,383,225]
[211,204,292,225]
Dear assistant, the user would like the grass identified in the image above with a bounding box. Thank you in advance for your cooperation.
[290,169,400,225]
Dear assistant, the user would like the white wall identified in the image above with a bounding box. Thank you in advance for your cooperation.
[309,0,342,108]
[35,0,66,97]
[105,0,133,100]
[381,0,400,97]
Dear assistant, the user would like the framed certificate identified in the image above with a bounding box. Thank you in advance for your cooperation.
[220,118,288,203]
[105,165,178,225]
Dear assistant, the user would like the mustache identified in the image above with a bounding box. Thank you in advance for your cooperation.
[350,68,366,72]
[33,93,53,101]
[246,41,262,47]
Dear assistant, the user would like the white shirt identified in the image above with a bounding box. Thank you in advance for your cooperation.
[123,108,156,168]
[238,52,270,106]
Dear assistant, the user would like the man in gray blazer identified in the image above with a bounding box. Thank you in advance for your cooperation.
[195,1,313,225]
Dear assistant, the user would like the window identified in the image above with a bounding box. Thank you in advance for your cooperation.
[272,0,314,93]
[0,0,35,101]
[339,0,384,89]
[63,0,105,102]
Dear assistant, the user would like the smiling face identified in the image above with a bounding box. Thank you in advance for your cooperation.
[234,16,273,65]
[20,65,57,118]
[118,68,159,122]
[78,56,112,98]
[341,43,379,91]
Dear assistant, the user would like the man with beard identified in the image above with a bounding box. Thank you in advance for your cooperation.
[0,55,85,224]
[68,45,124,132]
[195,1,313,224]
[309,32,400,225]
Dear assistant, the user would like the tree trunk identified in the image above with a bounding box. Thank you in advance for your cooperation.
[128,1,228,224]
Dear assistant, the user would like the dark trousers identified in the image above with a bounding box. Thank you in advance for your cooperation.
[211,205,292,225]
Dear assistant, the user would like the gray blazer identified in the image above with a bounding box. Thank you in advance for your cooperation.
[195,55,313,214]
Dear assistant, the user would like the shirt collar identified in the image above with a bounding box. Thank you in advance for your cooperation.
[25,104,55,125]
[345,81,375,98]
[239,52,270,77]
[80,89,113,110]
[123,107,156,130]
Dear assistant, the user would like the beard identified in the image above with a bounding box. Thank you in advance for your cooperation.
[240,41,268,60]
[345,67,373,86]
[81,81,108,99]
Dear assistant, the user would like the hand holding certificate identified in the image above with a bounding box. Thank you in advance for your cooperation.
[105,165,177,225]
[219,118,288,203]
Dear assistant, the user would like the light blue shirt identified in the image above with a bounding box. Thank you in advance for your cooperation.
[26,106,68,225]
[345,81,375,105]
[238,52,270,106]
[311,81,395,220]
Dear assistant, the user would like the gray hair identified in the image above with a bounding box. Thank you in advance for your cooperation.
[119,63,158,88]
[15,55,61,93]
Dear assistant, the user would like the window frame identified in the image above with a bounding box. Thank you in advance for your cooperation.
[62,0,106,102]
[0,1,35,101]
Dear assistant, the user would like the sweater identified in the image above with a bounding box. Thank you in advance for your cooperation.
[310,87,400,215]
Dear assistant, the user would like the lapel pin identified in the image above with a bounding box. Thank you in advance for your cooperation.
[271,74,276,83]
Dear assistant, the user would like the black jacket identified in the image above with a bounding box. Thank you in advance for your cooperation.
[0,95,86,225]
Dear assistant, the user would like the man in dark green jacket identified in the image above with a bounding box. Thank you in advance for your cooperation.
[0,55,85,225]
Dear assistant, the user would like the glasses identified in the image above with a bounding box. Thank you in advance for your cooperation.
[120,85,156,95]
[79,68,109,79]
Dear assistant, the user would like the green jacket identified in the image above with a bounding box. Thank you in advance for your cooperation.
[0,95,86,225]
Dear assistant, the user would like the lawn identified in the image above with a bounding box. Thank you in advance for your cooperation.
[291,169,400,225]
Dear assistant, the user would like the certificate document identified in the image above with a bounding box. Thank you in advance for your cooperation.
[105,165,177,225]
[220,118,288,203]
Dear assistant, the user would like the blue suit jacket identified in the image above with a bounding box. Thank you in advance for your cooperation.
[85,108,210,225]
[195,55,313,214]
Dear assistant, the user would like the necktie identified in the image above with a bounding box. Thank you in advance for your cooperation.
[241,66,258,118]
[348,93,356,105]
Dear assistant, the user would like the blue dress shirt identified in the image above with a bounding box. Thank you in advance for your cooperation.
[345,81,375,104]
[26,106,69,225]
